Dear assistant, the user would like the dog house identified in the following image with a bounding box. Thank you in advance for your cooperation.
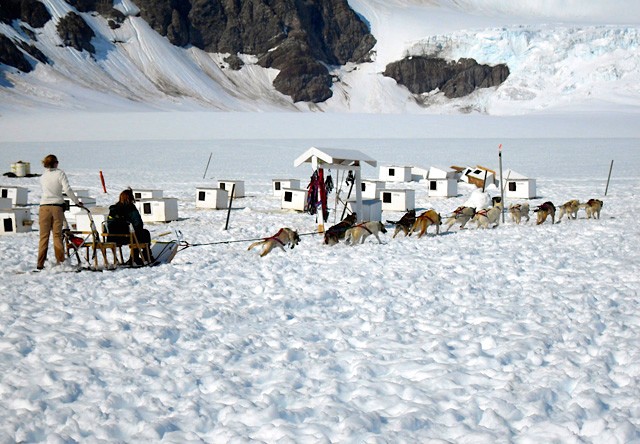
[379,165,412,182]
[0,207,32,234]
[380,189,415,212]
[347,198,382,222]
[294,147,377,228]
[427,166,458,198]
[196,187,228,209]
[500,169,537,199]
[411,166,430,182]
[136,198,179,223]
[0,185,28,206]
[281,188,307,211]
[75,206,109,233]
[217,180,245,198]
[272,179,301,197]
[361,180,386,199]
[460,166,496,190]
[10,161,31,177]
[133,189,163,200]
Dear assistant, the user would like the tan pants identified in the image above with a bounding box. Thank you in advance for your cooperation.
[37,205,65,268]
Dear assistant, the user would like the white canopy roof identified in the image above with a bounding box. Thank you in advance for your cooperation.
[294,147,377,168]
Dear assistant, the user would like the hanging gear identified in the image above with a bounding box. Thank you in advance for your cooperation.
[325,174,334,195]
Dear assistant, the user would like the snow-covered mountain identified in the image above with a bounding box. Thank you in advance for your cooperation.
[1,0,639,115]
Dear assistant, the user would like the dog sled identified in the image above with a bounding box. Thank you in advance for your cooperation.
[63,207,181,271]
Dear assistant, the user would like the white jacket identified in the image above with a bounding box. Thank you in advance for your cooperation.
[40,168,81,206]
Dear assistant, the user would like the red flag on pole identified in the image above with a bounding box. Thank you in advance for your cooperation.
[99,170,107,193]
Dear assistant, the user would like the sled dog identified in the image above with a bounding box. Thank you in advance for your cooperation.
[387,210,416,238]
[581,199,603,219]
[509,203,530,224]
[345,221,387,245]
[534,201,556,225]
[248,227,300,257]
[473,206,501,229]
[408,209,442,238]
[443,206,476,231]
[324,213,357,245]
[557,199,580,222]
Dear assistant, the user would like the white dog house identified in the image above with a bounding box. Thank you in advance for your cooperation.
[272,179,301,197]
[217,180,245,198]
[427,166,458,197]
[0,185,28,206]
[136,198,179,223]
[380,189,415,212]
[281,188,307,211]
[347,198,382,222]
[361,180,386,199]
[75,206,109,233]
[295,147,377,229]
[379,165,412,182]
[196,187,228,209]
[1,207,32,234]
[133,189,163,200]
[411,166,430,182]
[500,169,537,199]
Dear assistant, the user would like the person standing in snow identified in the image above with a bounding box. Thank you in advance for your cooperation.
[106,188,151,265]
[37,154,84,270]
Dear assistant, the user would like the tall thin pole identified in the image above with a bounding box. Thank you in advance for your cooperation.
[498,144,505,223]
[203,152,213,179]
[605,160,614,196]
[224,184,236,230]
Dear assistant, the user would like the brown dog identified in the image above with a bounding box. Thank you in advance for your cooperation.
[408,209,441,238]
[324,212,357,245]
[248,227,301,257]
[557,199,580,222]
[387,209,416,238]
[443,206,476,231]
[534,201,556,225]
[581,199,603,219]
[509,203,530,224]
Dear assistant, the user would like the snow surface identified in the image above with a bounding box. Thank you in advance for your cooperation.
[2,1,640,442]
[1,136,640,442]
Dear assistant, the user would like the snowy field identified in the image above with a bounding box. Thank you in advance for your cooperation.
[1,136,639,442]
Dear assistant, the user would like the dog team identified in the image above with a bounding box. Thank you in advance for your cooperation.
[249,198,604,256]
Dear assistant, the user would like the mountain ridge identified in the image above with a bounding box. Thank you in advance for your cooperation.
[1,0,639,115]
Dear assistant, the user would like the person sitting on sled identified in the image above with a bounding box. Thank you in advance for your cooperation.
[107,188,152,265]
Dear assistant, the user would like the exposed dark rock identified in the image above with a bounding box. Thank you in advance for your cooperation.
[18,40,48,64]
[0,0,51,28]
[223,54,244,70]
[383,56,509,99]
[132,0,375,102]
[0,34,33,72]
[273,56,332,103]
[56,11,96,54]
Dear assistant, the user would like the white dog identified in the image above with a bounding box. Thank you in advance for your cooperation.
[344,221,387,245]
[473,206,501,229]
[509,203,530,224]
[443,206,476,231]
[247,227,301,257]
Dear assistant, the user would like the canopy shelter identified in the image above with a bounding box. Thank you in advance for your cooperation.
[294,147,377,231]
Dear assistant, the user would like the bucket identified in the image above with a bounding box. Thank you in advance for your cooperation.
[11,161,30,177]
